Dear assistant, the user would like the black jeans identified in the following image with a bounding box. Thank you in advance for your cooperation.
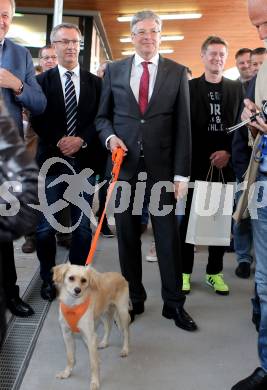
[1,241,19,299]
[0,254,6,348]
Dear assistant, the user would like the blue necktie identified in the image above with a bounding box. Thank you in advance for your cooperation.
[64,71,77,136]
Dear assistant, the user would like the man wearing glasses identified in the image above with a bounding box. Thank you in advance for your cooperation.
[96,10,197,331]
[38,44,58,72]
[31,23,103,301]
[22,45,59,255]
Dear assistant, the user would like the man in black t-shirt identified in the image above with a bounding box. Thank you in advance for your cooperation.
[179,36,244,296]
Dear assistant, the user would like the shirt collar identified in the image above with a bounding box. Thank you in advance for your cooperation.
[58,63,80,78]
[134,52,159,67]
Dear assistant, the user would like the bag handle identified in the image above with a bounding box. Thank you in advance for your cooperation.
[206,164,225,184]
[218,168,225,184]
[206,164,214,182]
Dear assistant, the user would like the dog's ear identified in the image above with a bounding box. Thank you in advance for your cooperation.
[86,266,100,290]
[52,264,70,285]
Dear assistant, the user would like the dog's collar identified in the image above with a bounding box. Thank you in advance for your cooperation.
[60,297,91,333]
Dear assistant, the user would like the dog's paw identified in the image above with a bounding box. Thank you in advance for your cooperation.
[56,369,71,379]
[90,380,100,390]
[98,340,108,349]
[120,348,129,358]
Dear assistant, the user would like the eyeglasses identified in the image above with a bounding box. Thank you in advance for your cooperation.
[40,55,57,61]
[133,29,161,37]
[53,39,81,47]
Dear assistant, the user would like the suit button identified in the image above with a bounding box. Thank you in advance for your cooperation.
[140,119,145,124]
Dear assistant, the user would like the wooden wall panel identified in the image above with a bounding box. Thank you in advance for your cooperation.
[17,0,262,76]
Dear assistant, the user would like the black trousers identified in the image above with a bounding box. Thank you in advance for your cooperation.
[1,241,19,300]
[114,158,185,308]
[0,254,6,347]
[179,188,226,275]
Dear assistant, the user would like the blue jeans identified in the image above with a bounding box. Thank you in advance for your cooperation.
[233,183,253,264]
[36,173,95,283]
[251,173,267,371]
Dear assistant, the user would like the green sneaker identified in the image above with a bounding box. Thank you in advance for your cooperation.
[182,273,191,294]
[206,273,229,295]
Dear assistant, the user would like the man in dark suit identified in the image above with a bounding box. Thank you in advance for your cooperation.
[31,23,103,301]
[96,10,197,331]
[179,36,244,295]
[0,0,46,318]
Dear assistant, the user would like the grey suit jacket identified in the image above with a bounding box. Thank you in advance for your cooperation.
[1,38,46,137]
[96,55,191,181]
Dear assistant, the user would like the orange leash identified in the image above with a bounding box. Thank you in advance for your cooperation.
[85,147,125,265]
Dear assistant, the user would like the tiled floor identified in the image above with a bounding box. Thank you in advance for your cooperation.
[9,233,258,390]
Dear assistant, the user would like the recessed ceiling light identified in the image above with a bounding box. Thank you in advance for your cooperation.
[117,13,202,22]
[159,49,174,54]
[121,48,174,55]
[120,35,184,43]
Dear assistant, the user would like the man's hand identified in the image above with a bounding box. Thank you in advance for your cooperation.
[241,98,267,134]
[174,181,188,200]
[0,69,22,92]
[58,136,84,156]
[109,135,128,154]
[210,150,230,169]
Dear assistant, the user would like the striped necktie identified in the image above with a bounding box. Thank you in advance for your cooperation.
[64,71,77,136]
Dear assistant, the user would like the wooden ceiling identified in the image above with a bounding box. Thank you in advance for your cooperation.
[17,0,263,77]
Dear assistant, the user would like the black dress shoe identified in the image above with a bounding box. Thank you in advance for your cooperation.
[40,282,56,302]
[162,304,197,331]
[7,296,34,317]
[235,262,251,279]
[129,301,145,323]
[231,367,267,389]
[21,238,36,253]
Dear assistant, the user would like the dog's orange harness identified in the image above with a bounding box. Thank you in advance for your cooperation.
[60,297,91,333]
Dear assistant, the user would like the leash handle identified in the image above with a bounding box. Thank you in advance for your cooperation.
[85,147,125,265]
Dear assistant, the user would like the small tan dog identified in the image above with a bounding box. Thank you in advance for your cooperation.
[52,263,130,390]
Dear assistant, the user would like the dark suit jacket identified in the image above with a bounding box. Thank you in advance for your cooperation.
[1,38,46,137]
[189,75,244,180]
[232,75,256,181]
[31,66,105,175]
[96,55,191,181]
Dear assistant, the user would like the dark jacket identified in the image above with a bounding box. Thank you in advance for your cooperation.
[232,76,256,181]
[96,55,191,181]
[189,75,244,181]
[0,103,39,348]
[31,66,105,176]
[0,112,38,241]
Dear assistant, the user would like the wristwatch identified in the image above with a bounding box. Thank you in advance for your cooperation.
[81,139,87,149]
[14,82,24,96]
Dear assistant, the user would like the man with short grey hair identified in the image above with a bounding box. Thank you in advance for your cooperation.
[96,10,197,331]
[31,23,103,302]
